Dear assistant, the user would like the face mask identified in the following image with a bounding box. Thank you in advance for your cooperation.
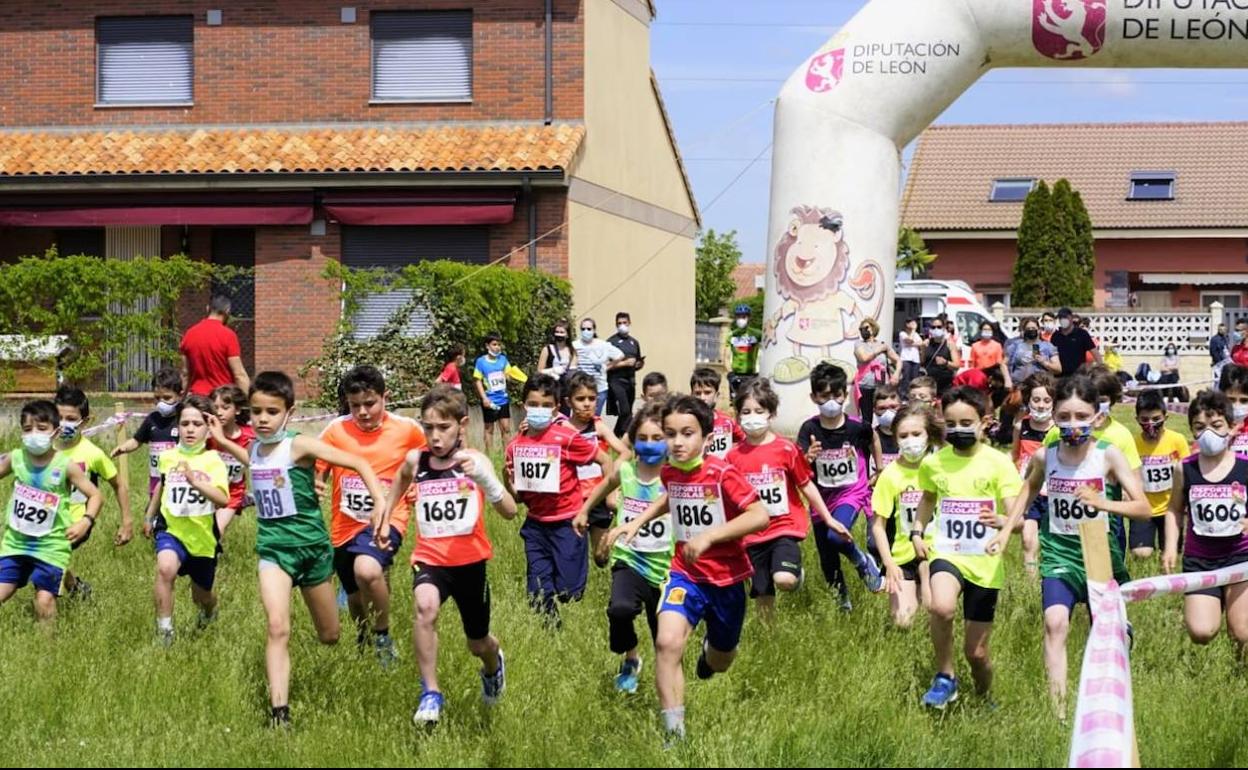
[22,431,53,455]
[859,326,872,339]
[1030,409,1052,423]
[899,436,928,462]
[580,329,594,343]
[819,398,844,419]
[739,413,771,436]
[929,328,946,340]
[980,330,993,340]
[554,333,567,341]
[617,324,630,336]
[1166,348,1176,356]
[1198,429,1230,457]
[1233,404,1248,424]
[155,400,177,417]
[1235,332,1245,344]
[735,318,748,329]
[59,420,81,441]
[669,455,703,472]
[526,406,554,431]
[1140,421,1164,440]
[876,409,897,430]
[945,427,978,451]
[1059,318,1072,330]
[177,440,206,456]
[1098,402,1111,417]
[1024,329,1039,341]
[1057,421,1093,447]
[634,440,668,465]
[1043,322,1057,333]
[257,413,292,445]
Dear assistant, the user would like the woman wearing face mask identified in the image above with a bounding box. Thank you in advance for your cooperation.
[1006,317,1060,386]
[538,320,579,381]
[1159,341,1182,405]
[1164,389,1248,658]
[871,402,943,628]
[573,318,626,416]
[990,376,1149,714]
[854,318,901,421]
[729,378,847,622]
[898,318,925,393]
[921,318,960,396]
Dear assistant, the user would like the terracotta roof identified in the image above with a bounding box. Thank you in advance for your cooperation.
[733,263,765,298]
[0,123,585,178]
[901,122,1248,231]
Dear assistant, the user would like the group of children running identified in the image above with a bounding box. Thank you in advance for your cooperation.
[1,355,1246,741]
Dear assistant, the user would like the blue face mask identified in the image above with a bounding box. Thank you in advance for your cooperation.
[634,440,667,465]
[1058,421,1093,446]
[526,406,554,431]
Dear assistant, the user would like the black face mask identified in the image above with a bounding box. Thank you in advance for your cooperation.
[946,428,979,450]
[1023,329,1039,341]
[859,327,872,339]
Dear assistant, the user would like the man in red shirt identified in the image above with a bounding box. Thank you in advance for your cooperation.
[180,296,250,397]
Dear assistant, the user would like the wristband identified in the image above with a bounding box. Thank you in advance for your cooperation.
[909,529,924,539]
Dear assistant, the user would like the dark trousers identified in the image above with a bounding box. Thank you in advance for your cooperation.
[607,377,636,437]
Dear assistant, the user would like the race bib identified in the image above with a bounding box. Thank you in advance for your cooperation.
[70,461,89,505]
[1017,451,1035,480]
[1189,484,1247,538]
[415,477,480,539]
[8,482,59,538]
[512,445,561,494]
[1047,477,1104,537]
[252,466,297,520]
[877,453,899,472]
[746,469,789,518]
[705,426,732,458]
[620,495,672,553]
[339,475,391,523]
[668,482,726,542]
[1142,456,1175,494]
[148,441,175,478]
[219,451,245,487]
[935,498,995,556]
[486,370,506,393]
[898,489,926,534]
[1234,433,1248,454]
[164,471,214,518]
[576,463,604,481]
[815,447,858,488]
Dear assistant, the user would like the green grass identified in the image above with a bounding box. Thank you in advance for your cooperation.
[0,407,1245,767]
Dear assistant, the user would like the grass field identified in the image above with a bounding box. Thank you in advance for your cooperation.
[1,406,1246,767]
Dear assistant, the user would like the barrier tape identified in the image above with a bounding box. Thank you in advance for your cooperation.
[1120,562,1248,604]
[1068,580,1134,769]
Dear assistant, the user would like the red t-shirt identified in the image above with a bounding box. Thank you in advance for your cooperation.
[209,424,256,509]
[662,455,760,587]
[437,362,462,390]
[952,368,990,393]
[505,423,599,523]
[705,410,748,459]
[180,318,242,396]
[729,437,813,546]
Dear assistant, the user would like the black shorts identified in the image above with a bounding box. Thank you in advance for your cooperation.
[413,561,492,640]
[70,520,93,551]
[897,558,922,583]
[482,405,508,425]
[587,502,613,530]
[747,536,803,598]
[1128,517,1167,551]
[1183,552,1248,602]
[930,559,999,623]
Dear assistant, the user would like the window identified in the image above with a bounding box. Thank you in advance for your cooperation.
[371,11,472,102]
[96,16,193,105]
[983,291,1010,309]
[1201,291,1243,310]
[988,178,1036,202]
[955,312,991,344]
[1128,172,1175,201]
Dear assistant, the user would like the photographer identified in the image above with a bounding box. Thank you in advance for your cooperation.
[1005,315,1061,384]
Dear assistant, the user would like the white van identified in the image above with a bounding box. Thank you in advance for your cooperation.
[893,279,997,362]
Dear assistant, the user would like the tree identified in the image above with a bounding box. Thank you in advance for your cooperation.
[897,226,938,279]
[1069,188,1096,306]
[1046,179,1081,307]
[1011,181,1053,307]
[695,229,742,321]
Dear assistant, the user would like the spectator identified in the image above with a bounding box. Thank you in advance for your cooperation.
[1159,342,1181,404]
[1051,307,1100,376]
[853,317,899,418]
[537,319,578,379]
[726,303,762,399]
[573,317,624,415]
[606,311,644,437]
[1233,319,1248,368]
[1039,311,1057,343]
[920,316,960,395]
[1079,316,1100,365]
[179,295,250,396]
[436,345,466,390]
[1102,337,1124,375]
[1005,316,1060,384]
[897,317,925,392]
[1211,323,1232,388]
[970,319,1012,391]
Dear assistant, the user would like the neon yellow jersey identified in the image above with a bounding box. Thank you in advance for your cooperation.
[157,447,227,558]
[1045,418,1141,470]
[870,460,931,566]
[62,438,117,523]
[1134,428,1188,516]
[918,444,1023,589]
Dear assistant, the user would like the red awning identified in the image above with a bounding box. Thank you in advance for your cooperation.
[0,192,314,226]
[322,190,516,226]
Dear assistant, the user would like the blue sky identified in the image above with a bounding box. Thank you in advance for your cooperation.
[650,0,1248,263]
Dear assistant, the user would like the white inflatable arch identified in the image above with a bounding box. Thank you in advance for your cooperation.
[764,0,1248,431]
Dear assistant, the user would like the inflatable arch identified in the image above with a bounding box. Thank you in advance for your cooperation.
[763,0,1248,431]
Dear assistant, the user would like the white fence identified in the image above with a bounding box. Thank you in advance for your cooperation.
[996,305,1223,357]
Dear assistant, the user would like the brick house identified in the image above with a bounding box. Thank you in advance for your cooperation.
[901,122,1248,313]
[0,0,698,393]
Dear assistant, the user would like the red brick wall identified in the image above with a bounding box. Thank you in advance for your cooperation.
[0,0,584,126]
[488,189,569,276]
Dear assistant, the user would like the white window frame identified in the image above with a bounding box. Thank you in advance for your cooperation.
[1201,291,1243,310]
[988,178,1036,203]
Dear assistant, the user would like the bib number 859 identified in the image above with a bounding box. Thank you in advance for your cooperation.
[255,489,285,518]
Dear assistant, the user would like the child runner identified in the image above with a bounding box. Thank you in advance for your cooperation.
[578,402,673,693]
[436,345,466,391]
[113,367,184,503]
[384,386,516,726]
[797,363,885,612]
[564,371,631,567]
[209,385,256,540]
[868,382,903,568]
[145,395,232,645]
[991,375,1150,711]
[1218,364,1248,455]
[474,332,528,456]
[690,367,746,460]
[1131,389,1187,559]
[1163,390,1248,656]
[871,402,943,628]
[603,395,768,744]
[0,400,102,622]
[504,374,608,625]
[318,365,427,666]
[912,386,1024,709]
[248,371,389,727]
[54,386,133,599]
[730,378,848,621]
[907,376,939,410]
[1015,372,1056,577]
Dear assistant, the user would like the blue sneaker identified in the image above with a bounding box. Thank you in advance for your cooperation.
[615,657,642,694]
[922,673,959,710]
[412,690,444,726]
[375,633,398,670]
[481,648,506,706]
[858,552,885,594]
[337,586,349,610]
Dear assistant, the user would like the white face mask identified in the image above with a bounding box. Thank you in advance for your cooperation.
[876,409,897,430]
[980,330,993,340]
[580,329,594,343]
[929,328,946,340]
[617,324,630,336]
[22,431,54,455]
[739,413,770,436]
[526,406,555,431]
[1059,318,1072,330]
[1030,409,1052,423]
[819,398,844,419]
[1233,404,1248,424]
[155,400,178,417]
[1198,429,1230,457]
[1043,322,1057,333]
[735,318,748,329]
[899,436,928,462]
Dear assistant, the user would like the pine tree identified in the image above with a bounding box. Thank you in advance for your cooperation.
[1069,189,1096,306]
[1011,181,1052,307]
[1047,180,1081,307]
